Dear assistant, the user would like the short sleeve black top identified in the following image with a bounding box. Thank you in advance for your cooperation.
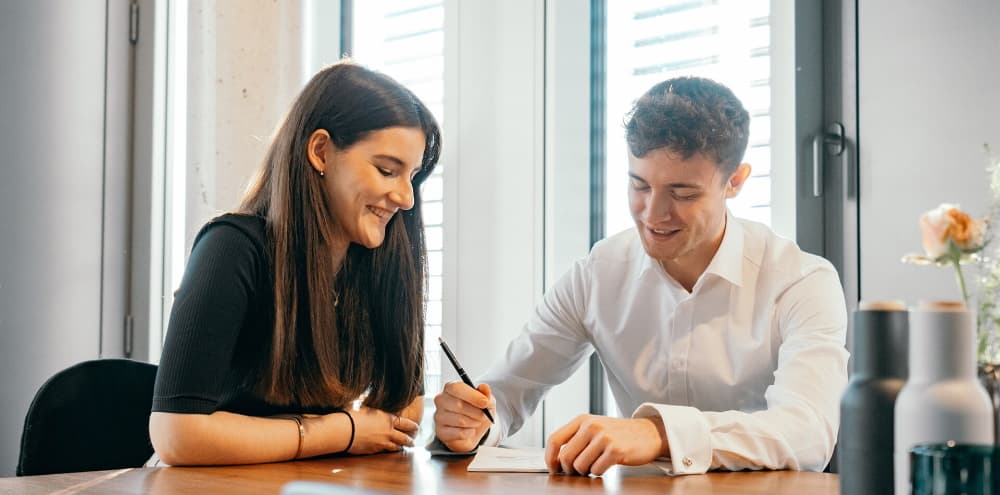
[151,213,341,417]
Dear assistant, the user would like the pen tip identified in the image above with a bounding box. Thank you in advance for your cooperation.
[438,336,443,343]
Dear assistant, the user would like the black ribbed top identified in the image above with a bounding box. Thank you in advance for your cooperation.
[151,214,340,417]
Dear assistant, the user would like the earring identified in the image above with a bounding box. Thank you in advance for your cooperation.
[319,170,325,177]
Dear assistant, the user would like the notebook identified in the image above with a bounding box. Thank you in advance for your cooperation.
[466,446,549,473]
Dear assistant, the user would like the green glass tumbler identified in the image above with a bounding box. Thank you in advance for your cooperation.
[910,442,999,494]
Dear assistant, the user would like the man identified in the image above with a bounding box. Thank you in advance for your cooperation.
[433,76,848,476]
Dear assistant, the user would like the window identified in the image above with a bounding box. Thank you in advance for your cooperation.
[604,0,774,235]
[349,0,446,395]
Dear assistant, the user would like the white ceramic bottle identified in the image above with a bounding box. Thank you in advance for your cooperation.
[893,301,994,495]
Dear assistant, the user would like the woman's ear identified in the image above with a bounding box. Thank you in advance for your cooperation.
[725,163,752,198]
[306,129,333,175]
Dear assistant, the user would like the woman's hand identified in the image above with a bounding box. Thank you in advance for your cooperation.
[398,396,424,425]
[345,406,419,455]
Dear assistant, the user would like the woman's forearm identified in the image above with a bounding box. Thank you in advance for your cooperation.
[149,410,352,466]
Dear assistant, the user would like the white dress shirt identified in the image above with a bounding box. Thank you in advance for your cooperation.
[478,212,849,474]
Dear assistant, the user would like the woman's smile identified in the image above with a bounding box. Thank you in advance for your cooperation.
[367,205,395,222]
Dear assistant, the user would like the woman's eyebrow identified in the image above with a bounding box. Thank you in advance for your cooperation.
[373,154,423,180]
[372,154,422,173]
[372,154,406,167]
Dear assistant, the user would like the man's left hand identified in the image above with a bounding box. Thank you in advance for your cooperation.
[544,414,669,476]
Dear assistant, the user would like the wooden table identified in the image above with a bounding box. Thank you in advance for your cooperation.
[0,449,839,495]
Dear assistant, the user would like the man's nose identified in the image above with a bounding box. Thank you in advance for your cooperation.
[646,190,674,221]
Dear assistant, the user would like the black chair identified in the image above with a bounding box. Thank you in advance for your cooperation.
[16,359,158,476]
[825,444,838,473]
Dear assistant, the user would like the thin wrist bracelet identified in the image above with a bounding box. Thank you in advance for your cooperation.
[290,415,305,459]
[341,410,356,454]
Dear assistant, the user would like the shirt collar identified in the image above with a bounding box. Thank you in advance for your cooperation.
[701,210,744,287]
[637,210,745,288]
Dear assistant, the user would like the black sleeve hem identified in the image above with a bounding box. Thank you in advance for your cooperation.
[151,397,218,415]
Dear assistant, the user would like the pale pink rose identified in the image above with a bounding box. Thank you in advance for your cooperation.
[920,204,956,258]
[919,203,987,258]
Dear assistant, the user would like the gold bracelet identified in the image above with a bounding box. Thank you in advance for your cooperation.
[290,415,305,460]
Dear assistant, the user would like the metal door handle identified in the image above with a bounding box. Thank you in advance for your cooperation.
[812,122,846,197]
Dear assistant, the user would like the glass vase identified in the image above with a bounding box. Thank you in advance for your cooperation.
[979,362,1000,445]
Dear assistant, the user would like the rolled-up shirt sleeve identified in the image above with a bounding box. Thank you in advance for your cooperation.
[633,267,848,474]
[478,259,594,446]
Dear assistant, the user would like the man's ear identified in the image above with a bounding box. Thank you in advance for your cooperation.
[306,129,333,175]
[725,163,752,199]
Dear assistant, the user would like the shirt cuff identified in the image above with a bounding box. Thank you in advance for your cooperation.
[632,402,712,475]
[481,419,505,447]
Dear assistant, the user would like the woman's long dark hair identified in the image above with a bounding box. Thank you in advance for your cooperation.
[240,61,440,412]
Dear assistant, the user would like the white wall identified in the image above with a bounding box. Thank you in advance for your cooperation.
[858,2,1000,305]
[542,0,594,431]
[443,0,547,446]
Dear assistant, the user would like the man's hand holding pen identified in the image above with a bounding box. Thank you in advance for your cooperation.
[433,381,497,453]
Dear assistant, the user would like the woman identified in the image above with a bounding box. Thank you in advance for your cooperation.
[149,61,440,465]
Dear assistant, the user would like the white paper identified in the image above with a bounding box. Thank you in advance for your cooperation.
[466,446,549,473]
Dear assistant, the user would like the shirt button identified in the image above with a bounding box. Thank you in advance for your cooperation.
[682,457,693,467]
[672,359,683,370]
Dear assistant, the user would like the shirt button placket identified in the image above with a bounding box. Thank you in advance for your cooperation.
[665,311,681,400]
[674,299,692,404]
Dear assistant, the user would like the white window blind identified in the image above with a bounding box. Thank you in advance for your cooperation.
[605,0,773,235]
[351,1,446,395]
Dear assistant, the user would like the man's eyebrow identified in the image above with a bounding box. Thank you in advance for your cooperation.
[627,172,648,183]
[628,172,701,189]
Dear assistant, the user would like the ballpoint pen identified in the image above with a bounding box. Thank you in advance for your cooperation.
[438,337,495,424]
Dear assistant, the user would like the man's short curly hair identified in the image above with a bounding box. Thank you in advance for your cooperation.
[624,76,750,177]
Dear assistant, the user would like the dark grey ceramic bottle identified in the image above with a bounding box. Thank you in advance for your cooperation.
[838,302,909,495]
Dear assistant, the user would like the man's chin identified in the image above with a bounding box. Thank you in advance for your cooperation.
[640,237,681,260]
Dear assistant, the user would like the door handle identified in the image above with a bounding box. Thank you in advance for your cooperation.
[812,122,846,197]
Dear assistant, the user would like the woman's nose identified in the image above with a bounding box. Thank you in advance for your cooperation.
[389,180,415,211]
